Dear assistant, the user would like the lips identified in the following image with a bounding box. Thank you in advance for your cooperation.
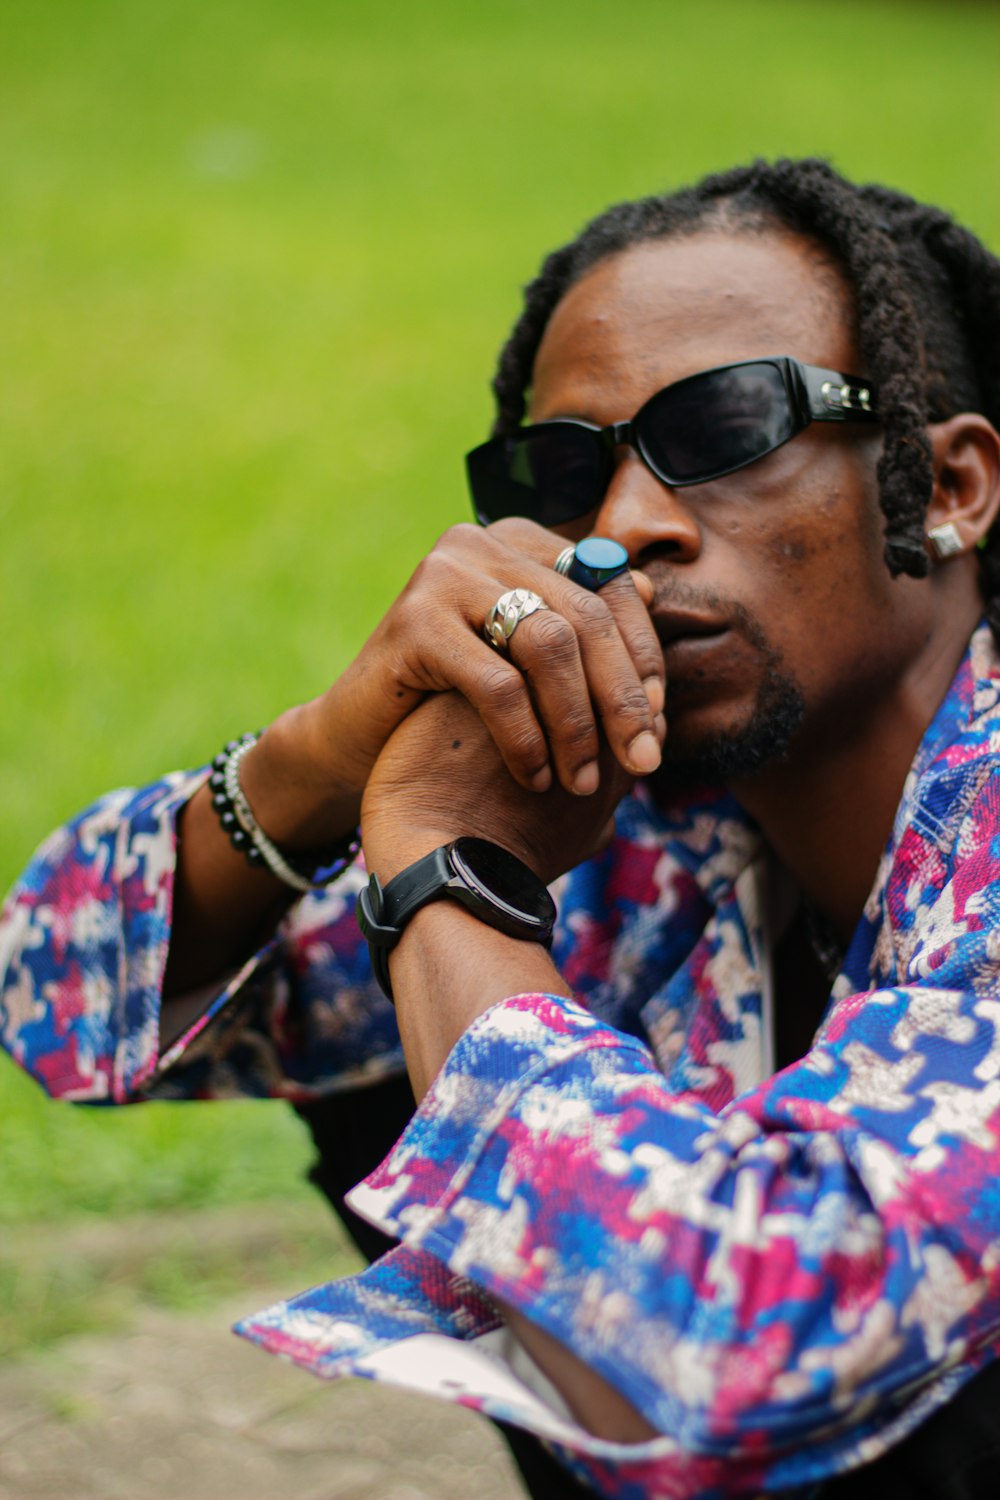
[652,609,729,647]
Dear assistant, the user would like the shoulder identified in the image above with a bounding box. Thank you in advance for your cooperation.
[877,630,1000,983]
[901,625,1000,862]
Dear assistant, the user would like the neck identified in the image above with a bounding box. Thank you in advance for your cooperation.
[731,734,912,945]
[728,619,977,945]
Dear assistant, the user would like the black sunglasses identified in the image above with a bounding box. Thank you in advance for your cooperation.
[466,356,880,528]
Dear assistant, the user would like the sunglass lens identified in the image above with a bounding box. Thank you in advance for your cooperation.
[641,363,795,484]
[467,426,605,526]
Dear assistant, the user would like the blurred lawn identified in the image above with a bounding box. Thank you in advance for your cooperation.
[2,0,999,1262]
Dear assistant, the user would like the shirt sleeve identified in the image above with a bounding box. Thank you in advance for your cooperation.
[333,769,1000,1491]
[339,974,1000,1493]
[236,767,1000,1493]
[0,773,403,1104]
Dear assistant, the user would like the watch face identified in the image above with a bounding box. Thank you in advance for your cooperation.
[451,837,554,927]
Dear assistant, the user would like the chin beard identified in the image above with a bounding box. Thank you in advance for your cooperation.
[659,665,806,785]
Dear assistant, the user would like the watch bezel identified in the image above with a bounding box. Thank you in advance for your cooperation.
[447,837,555,938]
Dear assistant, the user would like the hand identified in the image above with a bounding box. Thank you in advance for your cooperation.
[248,521,664,851]
[361,689,648,887]
[163,524,663,997]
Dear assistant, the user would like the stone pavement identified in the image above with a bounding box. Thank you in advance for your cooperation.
[0,1203,527,1500]
[0,1293,527,1500]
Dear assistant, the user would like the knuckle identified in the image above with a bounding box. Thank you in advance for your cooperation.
[524,611,577,655]
[408,548,452,594]
[479,662,529,714]
[630,636,667,678]
[436,521,482,552]
[503,729,547,769]
[487,515,545,546]
[558,713,599,753]
[570,591,614,632]
[605,684,653,722]
[416,525,482,577]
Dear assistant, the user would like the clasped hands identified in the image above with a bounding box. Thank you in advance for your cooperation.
[360,688,639,889]
[351,520,666,886]
[245,518,666,886]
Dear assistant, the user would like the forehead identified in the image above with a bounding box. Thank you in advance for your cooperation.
[530,230,856,421]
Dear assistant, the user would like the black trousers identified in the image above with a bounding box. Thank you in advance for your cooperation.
[296,1077,1000,1500]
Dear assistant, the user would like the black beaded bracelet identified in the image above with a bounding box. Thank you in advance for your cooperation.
[209,732,358,891]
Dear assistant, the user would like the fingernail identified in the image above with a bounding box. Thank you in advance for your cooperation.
[654,713,667,744]
[627,731,661,774]
[531,766,552,792]
[643,676,665,715]
[630,569,654,606]
[572,761,600,796]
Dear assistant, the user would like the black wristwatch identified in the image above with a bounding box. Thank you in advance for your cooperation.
[356,837,557,1001]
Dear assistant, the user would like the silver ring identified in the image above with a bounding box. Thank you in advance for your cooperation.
[484,588,550,651]
[553,545,576,577]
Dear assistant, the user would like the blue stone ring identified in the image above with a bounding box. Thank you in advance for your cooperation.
[554,537,630,592]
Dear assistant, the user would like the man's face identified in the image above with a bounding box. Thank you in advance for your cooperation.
[529,230,936,781]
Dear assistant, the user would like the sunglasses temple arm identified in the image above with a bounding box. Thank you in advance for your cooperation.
[800,363,879,423]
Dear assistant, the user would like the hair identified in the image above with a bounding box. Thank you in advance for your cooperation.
[490,158,1000,638]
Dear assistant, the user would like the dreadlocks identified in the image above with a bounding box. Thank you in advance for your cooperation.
[490,159,1000,638]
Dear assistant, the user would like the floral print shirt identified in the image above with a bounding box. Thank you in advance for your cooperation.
[6,626,1000,1497]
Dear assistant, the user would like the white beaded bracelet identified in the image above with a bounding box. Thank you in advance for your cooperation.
[221,739,319,893]
[209,732,357,893]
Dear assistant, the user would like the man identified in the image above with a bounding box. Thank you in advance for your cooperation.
[4,158,1000,1497]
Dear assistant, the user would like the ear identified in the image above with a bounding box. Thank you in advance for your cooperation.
[925,414,1000,562]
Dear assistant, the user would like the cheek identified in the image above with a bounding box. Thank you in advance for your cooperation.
[703,478,885,680]
[728,444,880,589]
[706,494,852,606]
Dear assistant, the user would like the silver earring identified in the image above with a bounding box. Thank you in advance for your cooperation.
[927,522,963,560]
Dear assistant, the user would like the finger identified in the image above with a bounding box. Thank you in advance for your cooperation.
[585,567,665,714]
[394,524,660,791]
[383,565,558,792]
[506,608,603,795]
[485,524,665,716]
[468,570,656,790]
[630,567,655,609]
[544,579,663,779]
[475,526,665,746]
[442,645,555,794]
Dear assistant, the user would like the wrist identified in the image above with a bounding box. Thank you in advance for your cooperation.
[240,703,362,853]
[357,836,557,1003]
[361,823,459,886]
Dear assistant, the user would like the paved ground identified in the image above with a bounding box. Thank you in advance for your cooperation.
[0,1209,526,1500]
[0,1298,527,1500]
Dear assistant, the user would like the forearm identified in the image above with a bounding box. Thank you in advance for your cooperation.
[389,899,570,1101]
[386,900,656,1441]
[162,703,362,1003]
[497,1302,658,1443]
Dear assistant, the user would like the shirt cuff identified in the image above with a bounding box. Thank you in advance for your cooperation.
[345,992,690,1431]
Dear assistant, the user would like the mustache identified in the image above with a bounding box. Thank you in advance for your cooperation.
[639,567,776,659]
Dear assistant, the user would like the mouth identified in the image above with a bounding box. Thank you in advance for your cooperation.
[652,609,730,648]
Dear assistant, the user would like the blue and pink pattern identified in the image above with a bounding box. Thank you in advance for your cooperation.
[5,626,1000,1496]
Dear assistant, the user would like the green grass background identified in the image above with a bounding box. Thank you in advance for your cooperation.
[2,0,999,1343]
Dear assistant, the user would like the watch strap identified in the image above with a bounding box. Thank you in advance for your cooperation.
[357,839,555,1002]
[356,875,394,1000]
[371,845,457,942]
[357,846,459,1000]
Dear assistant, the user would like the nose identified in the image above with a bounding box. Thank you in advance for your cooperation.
[591,450,702,565]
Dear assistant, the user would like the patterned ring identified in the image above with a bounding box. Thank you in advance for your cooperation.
[483,588,550,651]
[553,545,576,577]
